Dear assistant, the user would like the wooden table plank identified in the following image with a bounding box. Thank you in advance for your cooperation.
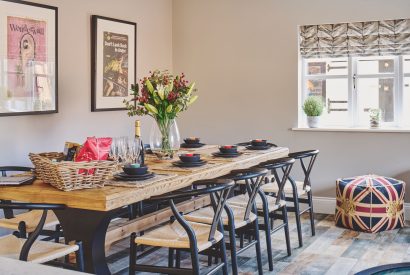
[0,147,289,211]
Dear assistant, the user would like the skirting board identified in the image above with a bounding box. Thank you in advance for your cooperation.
[313,196,410,221]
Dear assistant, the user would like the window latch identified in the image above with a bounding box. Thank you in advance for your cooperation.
[353,73,357,90]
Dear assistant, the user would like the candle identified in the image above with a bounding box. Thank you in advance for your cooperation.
[223,145,233,149]
[185,153,194,157]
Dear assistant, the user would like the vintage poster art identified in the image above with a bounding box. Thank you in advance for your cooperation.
[103,31,129,97]
[0,0,57,116]
[7,16,47,97]
[91,15,136,112]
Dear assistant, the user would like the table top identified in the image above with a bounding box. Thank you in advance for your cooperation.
[0,146,289,211]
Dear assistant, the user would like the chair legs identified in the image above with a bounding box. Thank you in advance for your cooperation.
[292,193,303,247]
[190,247,200,275]
[307,191,315,236]
[75,241,85,272]
[228,222,239,275]
[253,220,263,275]
[129,233,137,275]
[262,207,274,271]
[282,206,291,256]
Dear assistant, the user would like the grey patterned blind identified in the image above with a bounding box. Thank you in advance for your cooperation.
[299,19,410,58]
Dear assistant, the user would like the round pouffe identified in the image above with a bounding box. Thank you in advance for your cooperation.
[335,175,405,233]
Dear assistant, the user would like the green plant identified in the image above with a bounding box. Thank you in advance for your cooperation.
[302,96,324,116]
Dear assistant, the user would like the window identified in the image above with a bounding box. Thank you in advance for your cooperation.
[299,19,410,129]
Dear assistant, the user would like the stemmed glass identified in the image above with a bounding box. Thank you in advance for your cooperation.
[127,137,141,164]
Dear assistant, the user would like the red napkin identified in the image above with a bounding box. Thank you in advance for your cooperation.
[75,137,112,162]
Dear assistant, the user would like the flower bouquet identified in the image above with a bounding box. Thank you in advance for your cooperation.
[124,70,198,159]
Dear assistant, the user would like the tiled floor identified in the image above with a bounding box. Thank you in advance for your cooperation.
[107,213,410,275]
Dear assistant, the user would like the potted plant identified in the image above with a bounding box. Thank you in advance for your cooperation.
[302,96,324,128]
[124,70,198,159]
[369,108,382,128]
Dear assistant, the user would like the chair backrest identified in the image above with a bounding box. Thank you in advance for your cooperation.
[0,202,65,261]
[288,149,319,189]
[222,168,268,222]
[0,166,33,177]
[149,179,234,249]
[258,157,295,204]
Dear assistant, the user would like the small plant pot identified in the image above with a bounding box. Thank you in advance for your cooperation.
[307,116,320,128]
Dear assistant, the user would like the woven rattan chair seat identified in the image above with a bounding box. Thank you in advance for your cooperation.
[261,180,310,197]
[185,205,257,229]
[0,234,78,264]
[228,194,286,212]
[134,221,223,252]
[0,210,59,232]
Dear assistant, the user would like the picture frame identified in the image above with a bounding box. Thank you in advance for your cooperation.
[91,15,136,112]
[0,0,58,116]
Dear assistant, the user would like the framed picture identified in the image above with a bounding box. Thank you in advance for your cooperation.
[91,15,136,112]
[0,0,58,116]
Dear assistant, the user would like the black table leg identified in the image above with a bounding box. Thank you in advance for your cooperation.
[54,208,119,275]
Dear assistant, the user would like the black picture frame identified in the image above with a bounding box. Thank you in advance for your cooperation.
[91,15,137,112]
[0,0,58,117]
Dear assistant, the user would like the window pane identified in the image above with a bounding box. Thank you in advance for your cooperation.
[306,57,348,76]
[305,78,349,125]
[357,78,394,125]
[403,77,410,125]
[357,57,395,75]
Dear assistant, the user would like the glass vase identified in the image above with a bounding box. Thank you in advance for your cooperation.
[149,118,181,159]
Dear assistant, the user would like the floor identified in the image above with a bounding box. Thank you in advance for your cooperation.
[106,213,410,275]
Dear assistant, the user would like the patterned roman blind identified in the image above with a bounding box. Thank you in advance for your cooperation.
[299,19,410,58]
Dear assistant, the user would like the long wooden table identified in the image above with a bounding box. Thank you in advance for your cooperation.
[0,146,288,274]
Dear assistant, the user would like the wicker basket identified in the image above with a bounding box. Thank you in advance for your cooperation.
[38,152,65,162]
[29,153,117,191]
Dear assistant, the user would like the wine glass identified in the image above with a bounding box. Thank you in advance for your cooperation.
[109,138,120,162]
[117,137,128,164]
[127,137,141,164]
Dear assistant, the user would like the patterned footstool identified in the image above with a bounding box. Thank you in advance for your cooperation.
[335,175,405,233]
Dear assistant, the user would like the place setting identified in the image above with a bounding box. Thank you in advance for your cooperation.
[212,145,244,158]
[172,153,208,168]
[180,137,206,149]
[237,139,278,151]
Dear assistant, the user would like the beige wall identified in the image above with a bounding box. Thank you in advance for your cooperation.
[0,0,172,166]
[172,0,410,199]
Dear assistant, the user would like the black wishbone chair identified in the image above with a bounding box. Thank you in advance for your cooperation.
[0,202,84,271]
[186,168,268,275]
[0,166,62,241]
[129,179,234,275]
[261,150,319,247]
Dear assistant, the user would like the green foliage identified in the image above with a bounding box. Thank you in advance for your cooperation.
[302,96,324,116]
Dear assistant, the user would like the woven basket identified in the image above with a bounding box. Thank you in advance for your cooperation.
[38,152,65,161]
[29,153,117,191]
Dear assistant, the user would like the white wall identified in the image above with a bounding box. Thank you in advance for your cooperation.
[172,0,410,199]
[0,0,172,166]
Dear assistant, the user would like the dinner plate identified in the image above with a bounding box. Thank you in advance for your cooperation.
[212,152,242,158]
[246,144,274,150]
[180,143,206,148]
[114,172,155,181]
[236,142,277,147]
[172,160,207,167]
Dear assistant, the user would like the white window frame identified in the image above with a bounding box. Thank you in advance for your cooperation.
[300,55,407,129]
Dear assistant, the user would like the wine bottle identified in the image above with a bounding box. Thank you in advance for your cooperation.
[135,120,145,165]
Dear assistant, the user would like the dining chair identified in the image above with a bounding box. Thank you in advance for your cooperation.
[261,150,319,247]
[0,166,62,241]
[129,178,234,275]
[0,201,84,271]
[185,168,268,275]
[227,158,294,272]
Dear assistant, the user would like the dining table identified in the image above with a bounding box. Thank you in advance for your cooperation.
[0,145,289,275]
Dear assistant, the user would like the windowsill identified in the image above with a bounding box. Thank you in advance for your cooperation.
[291,126,410,133]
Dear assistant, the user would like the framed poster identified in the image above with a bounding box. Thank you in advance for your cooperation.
[91,15,136,112]
[0,0,58,116]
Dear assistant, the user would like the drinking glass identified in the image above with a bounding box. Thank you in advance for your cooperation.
[117,137,128,164]
[127,137,141,164]
[109,138,120,162]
